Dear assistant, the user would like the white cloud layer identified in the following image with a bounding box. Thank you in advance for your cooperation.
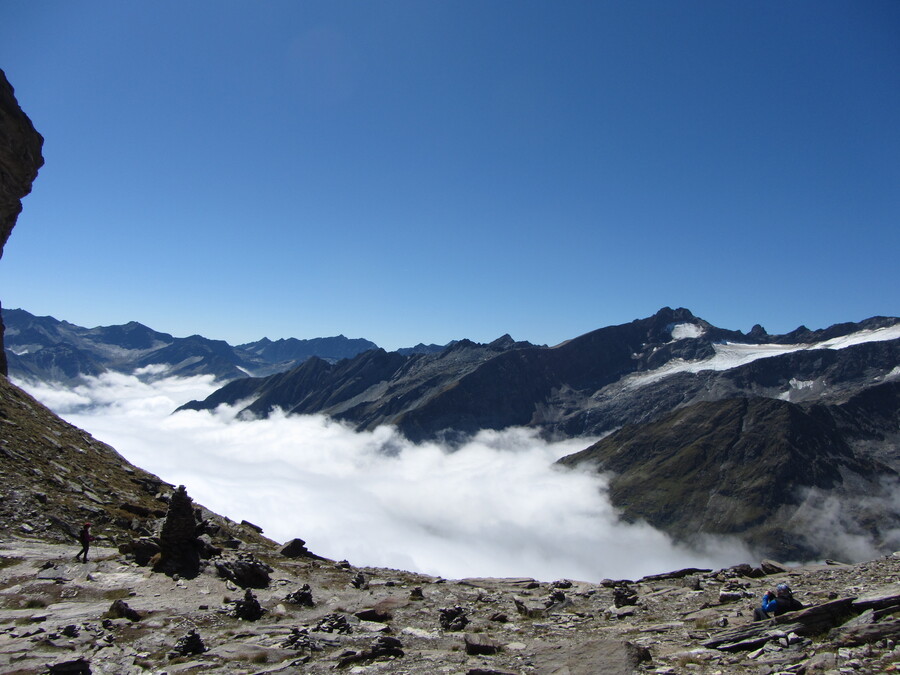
[17,370,754,582]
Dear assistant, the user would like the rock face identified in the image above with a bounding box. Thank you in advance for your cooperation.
[0,69,44,376]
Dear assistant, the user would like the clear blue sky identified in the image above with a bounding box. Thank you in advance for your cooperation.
[1,1,898,350]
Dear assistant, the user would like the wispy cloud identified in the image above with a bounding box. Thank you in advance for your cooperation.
[18,370,753,581]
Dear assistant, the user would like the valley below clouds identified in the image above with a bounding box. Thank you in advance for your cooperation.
[18,369,755,582]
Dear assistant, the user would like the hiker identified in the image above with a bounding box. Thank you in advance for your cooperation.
[74,522,93,563]
[753,582,803,620]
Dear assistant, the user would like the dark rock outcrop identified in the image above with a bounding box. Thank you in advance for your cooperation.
[229,588,265,621]
[107,599,142,622]
[0,69,44,376]
[153,485,201,579]
[214,552,273,588]
[285,583,315,607]
[280,537,319,559]
[336,636,404,667]
[168,629,208,658]
[438,605,469,631]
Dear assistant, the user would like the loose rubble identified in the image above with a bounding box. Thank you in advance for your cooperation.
[1,535,899,674]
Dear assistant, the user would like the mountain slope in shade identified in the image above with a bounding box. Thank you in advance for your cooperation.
[238,335,378,365]
[181,308,900,448]
[2,308,380,383]
[557,393,900,561]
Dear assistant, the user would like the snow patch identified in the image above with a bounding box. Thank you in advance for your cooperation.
[133,364,171,377]
[668,323,705,340]
[623,323,900,390]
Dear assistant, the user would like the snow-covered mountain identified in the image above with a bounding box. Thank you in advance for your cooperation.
[180,307,899,442]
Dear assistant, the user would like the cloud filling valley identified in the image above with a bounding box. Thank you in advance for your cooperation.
[19,369,754,582]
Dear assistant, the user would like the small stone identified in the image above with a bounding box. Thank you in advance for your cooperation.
[108,599,141,622]
[438,606,469,631]
[464,633,501,656]
[169,629,207,658]
[230,589,265,621]
[284,583,314,606]
[314,613,353,634]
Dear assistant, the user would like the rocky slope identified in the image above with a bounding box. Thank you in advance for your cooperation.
[0,69,44,377]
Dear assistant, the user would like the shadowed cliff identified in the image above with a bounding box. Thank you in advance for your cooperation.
[0,69,44,375]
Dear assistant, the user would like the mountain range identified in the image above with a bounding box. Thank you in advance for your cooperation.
[2,307,382,383]
[179,307,899,441]
[175,306,900,560]
[7,304,900,560]
[6,304,899,560]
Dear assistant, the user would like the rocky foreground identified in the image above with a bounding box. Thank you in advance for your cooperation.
[1,528,899,675]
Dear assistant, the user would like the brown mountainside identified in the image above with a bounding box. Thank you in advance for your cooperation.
[559,396,900,562]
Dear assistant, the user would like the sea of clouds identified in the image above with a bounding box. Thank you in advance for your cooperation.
[18,368,755,582]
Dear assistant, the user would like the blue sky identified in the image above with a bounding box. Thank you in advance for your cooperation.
[1,1,898,350]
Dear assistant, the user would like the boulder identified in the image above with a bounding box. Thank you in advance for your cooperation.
[439,606,469,631]
[760,559,791,575]
[638,567,712,583]
[464,633,501,655]
[831,619,900,647]
[336,636,404,667]
[47,659,90,675]
[704,598,857,650]
[313,613,353,634]
[356,607,392,623]
[214,553,272,588]
[280,537,312,558]
[613,584,638,607]
[284,583,314,607]
[514,596,546,618]
[118,537,160,566]
[168,629,207,658]
[240,519,263,533]
[107,599,141,622]
[530,639,651,675]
